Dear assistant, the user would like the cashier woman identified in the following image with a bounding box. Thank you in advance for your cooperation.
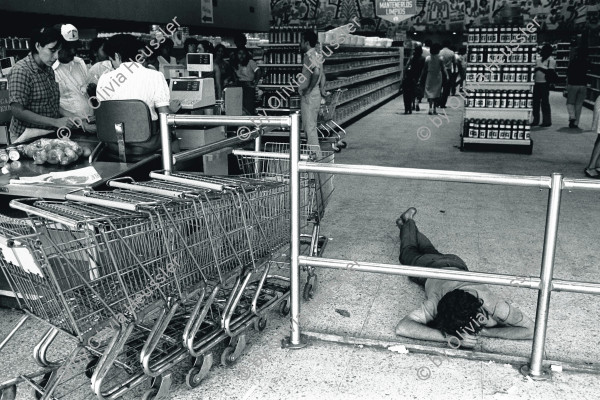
[8,26,77,143]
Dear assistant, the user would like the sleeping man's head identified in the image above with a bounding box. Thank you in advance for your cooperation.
[428,289,486,337]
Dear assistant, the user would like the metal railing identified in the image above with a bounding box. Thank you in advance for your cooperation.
[288,116,600,380]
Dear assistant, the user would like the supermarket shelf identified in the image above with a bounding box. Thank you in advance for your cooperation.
[469,62,536,66]
[327,53,400,62]
[260,43,301,47]
[325,67,401,90]
[465,108,531,119]
[466,82,534,88]
[326,59,400,74]
[468,43,537,46]
[338,79,401,106]
[463,138,531,146]
[338,90,398,125]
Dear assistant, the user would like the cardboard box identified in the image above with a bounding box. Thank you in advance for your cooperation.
[176,126,224,150]
[203,147,231,175]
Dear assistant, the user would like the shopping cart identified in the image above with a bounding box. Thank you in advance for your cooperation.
[318,88,348,153]
[233,143,335,300]
[4,198,202,400]
[67,174,293,389]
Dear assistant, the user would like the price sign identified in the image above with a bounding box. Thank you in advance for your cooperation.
[376,1,418,23]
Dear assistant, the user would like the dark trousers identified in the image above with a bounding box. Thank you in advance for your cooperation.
[532,82,551,125]
[439,69,456,107]
[403,81,416,112]
[399,220,468,285]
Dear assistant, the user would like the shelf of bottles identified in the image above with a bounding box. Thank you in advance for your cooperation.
[462,26,535,151]
[583,46,600,110]
[258,27,401,122]
[553,42,570,91]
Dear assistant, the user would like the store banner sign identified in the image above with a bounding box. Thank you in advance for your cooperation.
[376,1,418,23]
[200,0,214,24]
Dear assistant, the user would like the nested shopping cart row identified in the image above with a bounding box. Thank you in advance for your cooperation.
[0,174,294,400]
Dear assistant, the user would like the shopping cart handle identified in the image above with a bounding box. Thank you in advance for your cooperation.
[9,199,79,229]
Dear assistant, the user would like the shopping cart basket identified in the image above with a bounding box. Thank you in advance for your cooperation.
[233,143,335,300]
[5,199,199,400]
[317,88,348,153]
[70,175,292,389]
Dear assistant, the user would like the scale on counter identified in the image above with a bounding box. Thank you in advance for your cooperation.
[169,53,215,109]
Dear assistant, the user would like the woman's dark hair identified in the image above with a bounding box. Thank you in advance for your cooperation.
[540,43,553,60]
[104,34,143,62]
[413,46,423,58]
[30,26,63,54]
[233,48,252,67]
[430,43,442,55]
[302,30,318,47]
[233,32,247,49]
[199,40,214,54]
[427,289,484,337]
[90,38,106,55]
[184,37,199,50]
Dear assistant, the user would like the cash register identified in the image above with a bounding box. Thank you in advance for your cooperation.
[169,53,215,110]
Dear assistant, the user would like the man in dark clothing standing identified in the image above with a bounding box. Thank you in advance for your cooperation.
[566,45,588,129]
[403,46,426,114]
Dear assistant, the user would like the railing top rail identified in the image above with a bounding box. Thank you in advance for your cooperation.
[165,114,292,128]
[299,162,554,188]
[562,178,600,191]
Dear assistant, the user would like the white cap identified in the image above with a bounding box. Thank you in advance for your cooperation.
[61,24,79,42]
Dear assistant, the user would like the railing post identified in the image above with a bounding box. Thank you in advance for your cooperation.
[522,173,563,380]
[159,113,173,175]
[282,112,307,349]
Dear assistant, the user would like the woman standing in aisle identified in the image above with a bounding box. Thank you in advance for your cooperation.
[402,45,425,114]
[565,45,588,129]
[532,44,556,127]
[8,26,76,143]
[419,43,446,115]
[232,48,262,114]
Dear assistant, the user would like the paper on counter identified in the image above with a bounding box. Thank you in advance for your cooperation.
[10,166,102,186]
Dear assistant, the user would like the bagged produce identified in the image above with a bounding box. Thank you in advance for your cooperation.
[21,138,90,166]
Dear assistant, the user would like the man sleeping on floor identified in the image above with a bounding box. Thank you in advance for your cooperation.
[394,208,534,348]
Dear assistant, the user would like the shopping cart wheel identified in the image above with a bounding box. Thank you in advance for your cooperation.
[338,141,347,149]
[221,346,237,366]
[254,316,268,332]
[85,356,99,379]
[278,299,290,316]
[185,353,213,389]
[331,144,341,153]
[33,371,53,400]
[0,385,17,400]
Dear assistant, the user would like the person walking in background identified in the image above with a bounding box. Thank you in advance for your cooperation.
[584,95,600,178]
[214,44,234,87]
[402,46,425,114]
[419,43,447,115]
[89,38,108,64]
[566,44,588,129]
[532,44,556,127]
[455,48,466,94]
[298,30,322,149]
[438,42,456,108]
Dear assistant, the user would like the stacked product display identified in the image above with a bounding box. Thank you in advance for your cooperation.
[554,42,570,91]
[258,27,401,126]
[461,25,535,154]
[585,45,600,110]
